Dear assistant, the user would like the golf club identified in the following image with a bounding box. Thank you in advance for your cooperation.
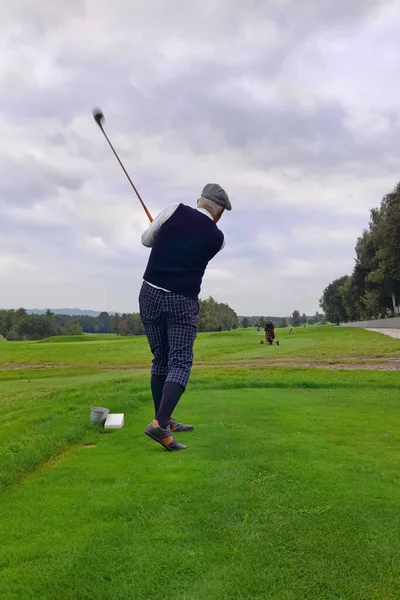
[92,107,153,222]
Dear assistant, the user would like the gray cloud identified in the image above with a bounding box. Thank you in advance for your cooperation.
[0,155,84,207]
[1,0,399,313]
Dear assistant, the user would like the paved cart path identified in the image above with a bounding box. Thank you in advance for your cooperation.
[365,328,400,339]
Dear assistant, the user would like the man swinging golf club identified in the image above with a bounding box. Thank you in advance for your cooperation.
[140,184,231,451]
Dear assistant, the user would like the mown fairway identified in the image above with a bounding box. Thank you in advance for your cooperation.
[1,327,399,599]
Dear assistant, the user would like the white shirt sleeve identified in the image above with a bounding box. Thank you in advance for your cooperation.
[141,204,180,248]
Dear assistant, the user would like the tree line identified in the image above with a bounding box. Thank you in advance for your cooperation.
[0,309,119,341]
[320,181,400,324]
[197,297,238,332]
[240,311,326,328]
[0,296,239,341]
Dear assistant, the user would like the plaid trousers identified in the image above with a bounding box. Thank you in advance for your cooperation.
[139,281,199,388]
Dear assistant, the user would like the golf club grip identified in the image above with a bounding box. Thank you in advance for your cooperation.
[100,125,153,222]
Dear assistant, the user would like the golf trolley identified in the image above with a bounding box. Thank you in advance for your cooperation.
[260,321,279,345]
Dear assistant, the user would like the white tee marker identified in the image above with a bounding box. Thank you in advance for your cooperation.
[104,413,125,429]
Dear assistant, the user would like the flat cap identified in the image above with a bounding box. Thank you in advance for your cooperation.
[201,183,231,211]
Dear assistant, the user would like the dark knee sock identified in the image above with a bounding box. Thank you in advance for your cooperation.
[150,374,167,415]
[156,382,184,429]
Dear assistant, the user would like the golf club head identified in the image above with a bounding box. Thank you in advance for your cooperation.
[92,107,105,127]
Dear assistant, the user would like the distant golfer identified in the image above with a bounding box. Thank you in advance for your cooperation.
[139,184,231,451]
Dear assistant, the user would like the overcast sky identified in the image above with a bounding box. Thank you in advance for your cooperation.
[1,0,399,316]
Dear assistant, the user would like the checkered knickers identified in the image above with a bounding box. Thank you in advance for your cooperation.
[139,281,199,388]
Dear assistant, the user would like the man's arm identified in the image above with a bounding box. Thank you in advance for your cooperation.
[141,204,179,248]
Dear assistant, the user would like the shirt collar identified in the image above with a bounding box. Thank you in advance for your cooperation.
[196,207,214,220]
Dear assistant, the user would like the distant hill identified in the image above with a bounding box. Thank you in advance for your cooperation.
[27,308,102,317]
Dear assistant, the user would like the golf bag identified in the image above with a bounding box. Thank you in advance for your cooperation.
[264,321,275,345]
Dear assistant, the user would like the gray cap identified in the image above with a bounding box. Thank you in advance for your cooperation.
[201,183,231,211]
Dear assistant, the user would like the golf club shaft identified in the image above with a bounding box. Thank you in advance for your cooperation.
[98,123,153,222]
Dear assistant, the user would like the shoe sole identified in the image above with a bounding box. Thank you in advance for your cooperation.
[144,429,186,451]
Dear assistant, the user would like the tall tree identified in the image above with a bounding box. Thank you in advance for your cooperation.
[217,303,238,331]
[112,313,120,335]
[131,313,145,335]
[98,312,112,333]
[291,310,300,327]
[319,276,349,325]
[67,320,83,335]
[198,297,218,331]
[368,183,400,315]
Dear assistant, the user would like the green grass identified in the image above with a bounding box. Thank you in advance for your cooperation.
[0,327,399,599]
[193,325,400,362]
[37,334,119,343]
[0,327,399,378]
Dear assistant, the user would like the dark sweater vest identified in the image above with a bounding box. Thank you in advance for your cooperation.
[143,204,224,299]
